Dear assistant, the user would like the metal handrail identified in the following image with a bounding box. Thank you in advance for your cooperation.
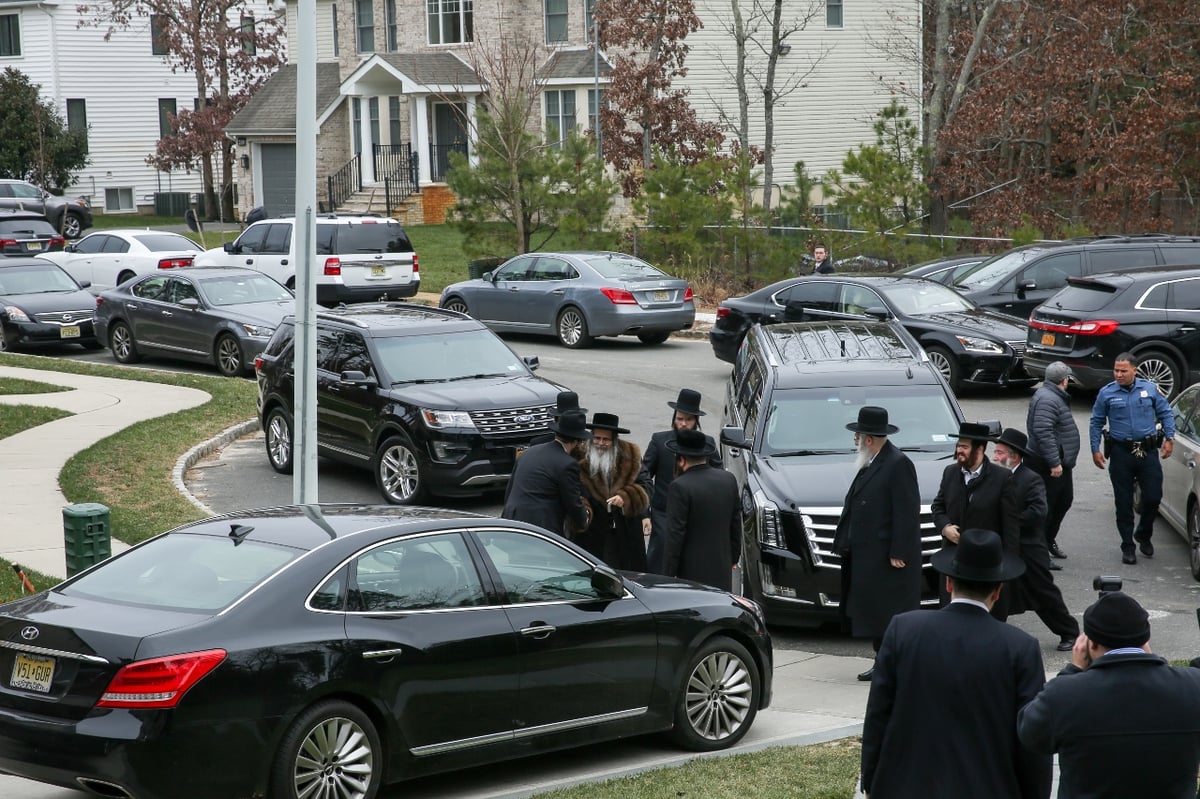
[325,154,361,212]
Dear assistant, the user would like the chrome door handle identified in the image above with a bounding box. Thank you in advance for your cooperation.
[552,289,565,295]
[162,310,173,316]
[363,648,404,660]
[281,259,288,265]
[727,448,741,458]
[520,624,556,639]
[508,287,520,292]
[244,259,254,265]
[127,303,139,310]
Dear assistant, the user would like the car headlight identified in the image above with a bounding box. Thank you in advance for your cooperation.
[421,409,477,430]
[956,335,1004,354]
[241,324,275,338]
[753,490,785,548]
[3,306,30,323]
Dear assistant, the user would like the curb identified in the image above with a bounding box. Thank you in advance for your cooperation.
[172,417,262,516]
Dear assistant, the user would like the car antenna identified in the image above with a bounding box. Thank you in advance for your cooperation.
[228,524,255,546]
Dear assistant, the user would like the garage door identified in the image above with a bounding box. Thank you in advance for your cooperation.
[260,144,296,217]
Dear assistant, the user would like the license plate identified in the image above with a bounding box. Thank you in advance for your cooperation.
[652,290,670,302]
[11,653,55,693]
[60,326,80,339]
[27,242,41,251]
[371,265,388,277]
[1040,333,1055,346]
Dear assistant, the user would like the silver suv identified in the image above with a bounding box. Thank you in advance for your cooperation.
[194,214,418,305]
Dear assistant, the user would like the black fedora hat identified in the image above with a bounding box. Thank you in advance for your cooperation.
[587,412,630,435]
[994,427,1032,458]
[931,528,1026,582]
[551,391,587,419]
[548,409,591,441]
[845,406,898,436]
[667,388,707,417]
[664,428,717,459]
[952,421,995,443]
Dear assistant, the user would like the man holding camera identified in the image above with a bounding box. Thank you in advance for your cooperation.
[1018,590,1200,798]
[1089,353,1175,565]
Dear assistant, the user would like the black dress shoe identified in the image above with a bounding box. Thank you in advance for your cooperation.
[1122,551,1137,565]
[1137,538,1154,557]
[1048,560,1063,571]
[1048,541,1067,559]
[857,666,875,682]
[1056,637,1075,652]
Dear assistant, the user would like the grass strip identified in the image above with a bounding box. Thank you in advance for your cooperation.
[0,403,72,439]
[0,377,73,395]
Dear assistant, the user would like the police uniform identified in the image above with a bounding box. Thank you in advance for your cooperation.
[1089,375,1175,563]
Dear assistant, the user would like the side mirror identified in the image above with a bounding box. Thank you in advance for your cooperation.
[591,564,624,598]
[864,306,891,321]
[1017,279,1036,295]
[720,425,751,450]
[339,370,378,388]
[179,298,200,310]
[64,243,77,253]
[223,242,239,254]
[523,355,539,371]
[481,271,494,282]
[77,279,91,289]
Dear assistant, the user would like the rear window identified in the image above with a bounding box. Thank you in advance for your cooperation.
[1044,283,1119,313]
[583,253,665,279]
[131,233,202,252]
[60,534,300,613]
[334,221,413,254]
[0,220,57,236]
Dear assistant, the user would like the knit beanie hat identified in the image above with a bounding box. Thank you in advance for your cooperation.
[1083,592,1150,649]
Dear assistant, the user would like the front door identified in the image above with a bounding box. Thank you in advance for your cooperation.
[432,102,468,182]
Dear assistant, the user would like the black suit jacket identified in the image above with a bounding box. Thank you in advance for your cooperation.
[862,603,1051,799]
[640,429,722,513]
[501,440,587,535]
[931,457,1016,543]
[832,440,921,638]
[1003,464,1049,555]
[1018,653,1200,799]
[662,463,740,591]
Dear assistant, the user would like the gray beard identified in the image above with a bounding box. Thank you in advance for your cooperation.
[586,445,617,482]
[854,440,872,471]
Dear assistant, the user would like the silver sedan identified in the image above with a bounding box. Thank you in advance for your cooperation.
[439,251,695,348]
[1160,381,1200,581]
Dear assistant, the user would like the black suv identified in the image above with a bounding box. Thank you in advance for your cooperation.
[719,320,966,626]
[255,303,567,503]
[1025,265,1200,399]
[954,235,1200,318]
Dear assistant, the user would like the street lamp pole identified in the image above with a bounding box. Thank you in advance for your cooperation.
[593,9,602,161]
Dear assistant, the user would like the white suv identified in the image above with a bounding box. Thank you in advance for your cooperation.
[194,214,418,305]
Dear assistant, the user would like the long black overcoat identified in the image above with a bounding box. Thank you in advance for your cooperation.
[662,463,740,591]
[501,440,588,535]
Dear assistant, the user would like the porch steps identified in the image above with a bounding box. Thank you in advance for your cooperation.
[334,185,422,226]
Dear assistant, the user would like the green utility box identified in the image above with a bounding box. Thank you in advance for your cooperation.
[63,503,112,577]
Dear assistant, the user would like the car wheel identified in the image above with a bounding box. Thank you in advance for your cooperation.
[1189,500,1200,581]
[925,345,959,392]
[116,270,136,286]
[556,306,593,349]
[1135,350,1181,399]
[638,331,671,345]
[109,321,141,363]
[0,327,15,352]
[264,407,294,474]
[62,212,84,239]
[375,433,425,504]
[669,636,759,752]
[214,334,245,377]
[443,297,469,315]
[270,699,381,799]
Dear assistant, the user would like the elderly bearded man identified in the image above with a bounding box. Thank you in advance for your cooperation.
[574,413,651,571]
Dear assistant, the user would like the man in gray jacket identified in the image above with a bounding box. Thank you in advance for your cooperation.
[1026,362,1080,565]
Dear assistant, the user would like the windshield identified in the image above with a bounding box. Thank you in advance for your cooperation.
[0,263,80,294]
[883,281,975,316]
[61,533,299,613]
[955,248,1048,289]
[582,253,667,279]
[760,385,960,455]
[200,273,293,306]
[373,329,529,383]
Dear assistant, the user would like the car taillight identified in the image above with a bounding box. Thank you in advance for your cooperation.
[158,257,193,269]
[413,253,419,273]
[1030,318,1120,336]
[96,649,226,709]
[0,238,17,249]
[49,237,65,249]
[600,287,638,304]
[95,296,105,308]
[716,306,730,319]
[254,356,264,372]
[683,286,694,302]
[324,257,341,276]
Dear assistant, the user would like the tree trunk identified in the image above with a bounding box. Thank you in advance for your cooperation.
[761,0,783,222]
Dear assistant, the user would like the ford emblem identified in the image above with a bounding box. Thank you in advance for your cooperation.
[514,414,533,423]
[19,626,38,641]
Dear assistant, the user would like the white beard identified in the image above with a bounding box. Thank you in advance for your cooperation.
[586,445,617,483]
[854,439,872,471]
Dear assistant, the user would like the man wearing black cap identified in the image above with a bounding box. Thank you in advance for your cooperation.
[640,388,722,573]
[661,428,741,591]
[861,528,1050,799]
[502,409,591,535]
[1018,591,1200,798]
[992,428,1079,651]
[832,406,921,682]
[574,412,651,571]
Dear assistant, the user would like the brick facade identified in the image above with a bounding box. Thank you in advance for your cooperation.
[421,185,457,224]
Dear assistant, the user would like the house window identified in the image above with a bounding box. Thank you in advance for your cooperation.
[105,187,135,212]
[587,88,604,133]
[545,0,567,43]
[332,6,340,56]
[149,14,168,55]
[0,14,19,56]
[385,0,397,50]
[66,99,88,153]
[545,90,575,147]
[427,0,473,45]
[369,97,380,149]
[351,97,362,155]
[356,0,374,53]
[158,98,178,138]
[585,0,595,40]
[389,96,402,144]
[240,14,256,55]
[826,0,843,28]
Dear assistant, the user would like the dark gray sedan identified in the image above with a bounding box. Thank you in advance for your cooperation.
[439,252,695,348]
[94,267,294,376]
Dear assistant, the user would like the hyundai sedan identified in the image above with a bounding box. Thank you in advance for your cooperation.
[440,251,695,348]
[0,505,772,799]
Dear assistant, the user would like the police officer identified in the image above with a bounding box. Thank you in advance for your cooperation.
[1089,352,1175,565]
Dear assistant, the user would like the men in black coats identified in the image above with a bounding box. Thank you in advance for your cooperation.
[1018,591,1200,798]
[862,528,1050,799]
[661,428,741,591]
[640,388,722,573]
[831,406,921,682]
[992,428,1079,651]
[502,410,590,535]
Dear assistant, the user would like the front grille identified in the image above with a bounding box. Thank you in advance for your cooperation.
[782,506,941,568]
[34,310,94,325]
[1007,340,1026,357]
[470,404,555,438]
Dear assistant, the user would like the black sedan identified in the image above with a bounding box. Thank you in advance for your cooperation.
[711,275,1033,392]
[897,254,986,286]
[0,505,772,799]
[0,257,99,351]
[94,266,294,376]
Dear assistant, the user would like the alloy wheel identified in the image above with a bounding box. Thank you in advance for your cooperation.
[683,649,754,742]
[1137,355,1176,398]
[266,411,293,472]
[291,716,374,799]
[216,336,243,377]
[378,440,421,503]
